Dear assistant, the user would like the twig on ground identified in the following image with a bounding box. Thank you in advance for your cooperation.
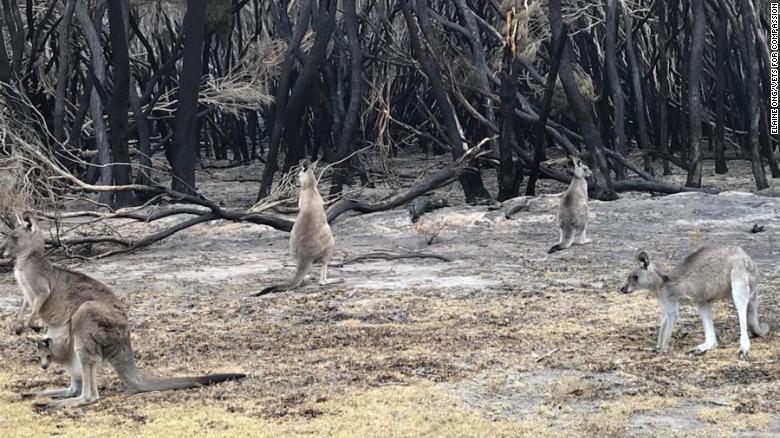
[332,251,453,267]
[535,347,560,362]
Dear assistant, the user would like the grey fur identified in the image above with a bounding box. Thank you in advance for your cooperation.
[252,164,335,296]
[619,246,770,359]
[3,216,244,408]
[548,157,592,254]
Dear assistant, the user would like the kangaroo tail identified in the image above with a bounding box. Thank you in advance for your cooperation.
[111,342,245,394]
[505,204,524,219]
[547,244,565,254]
[249,260,310,297]
[548,228,574,254]
[128,373,246,394]
[748,293,770,337]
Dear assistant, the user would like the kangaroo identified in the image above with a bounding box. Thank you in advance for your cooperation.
[619,246,770,359]
[28,330,82,399]
[3,214,245,408]
[548,156,592,254]
[252,162,335,296]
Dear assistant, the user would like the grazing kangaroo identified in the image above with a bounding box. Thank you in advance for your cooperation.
[252,162,335,296]
[620,246,770,359]
[548,157,592,254]
[3,214,245,408]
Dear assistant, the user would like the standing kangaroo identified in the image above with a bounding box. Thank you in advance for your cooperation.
[3,213,245,408]
[253,162,335,296]
[620,246,770,359]
[548,157,592,254]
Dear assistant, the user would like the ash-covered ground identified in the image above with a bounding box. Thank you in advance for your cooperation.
[1,158,779,437]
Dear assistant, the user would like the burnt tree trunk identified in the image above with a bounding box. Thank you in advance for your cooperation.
[526,32,567,196]
[620,0,652,173]
[549,0,616,200]
[280,0,337,172]
[453,0,499,157]
[685,0,705,188]
[713,7,728,174]
[76,0,112,205]
[605,0,626,179]
[739,0,768,189]
[52,0,77,142]
[497,54,518,201]
[404,0,491,204]
[171,0,207,195]
[655,0,671,175]
[107,0,135,207]
[330,0,363,196]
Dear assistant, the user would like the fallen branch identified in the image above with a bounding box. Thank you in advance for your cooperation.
[332,251,453,267]
[326,137,495,221]
[26,138,492,259]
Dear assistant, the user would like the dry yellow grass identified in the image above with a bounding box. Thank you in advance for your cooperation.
[1,161,779,436]
[1,373,538,438]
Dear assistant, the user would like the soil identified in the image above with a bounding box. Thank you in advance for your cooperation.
[1,157,779,437]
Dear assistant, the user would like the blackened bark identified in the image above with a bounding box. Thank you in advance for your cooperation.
[107,0,135,207]
[256,0,313,199]
[620,0,652,173]
[278,0,337,172]
[548,0,616,200]
[739,0,768,189]
[130,79,153,187]
[453,0,499,157]
[330,0,363,196]
[685,0,705,188]
[497,59,518,201]
[52,0,77,142]
[0,15,11,82]
[404,0,491,203]
[713,7,728,174]
[1,0,24,76]
[605,0,625,179]
[751,4,780,178]
[76,0,112,205]
[171,0,207,195]
[526,32,567,197]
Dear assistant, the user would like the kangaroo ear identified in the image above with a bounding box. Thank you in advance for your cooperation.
[636,251,651,269]
[21,212,34,230]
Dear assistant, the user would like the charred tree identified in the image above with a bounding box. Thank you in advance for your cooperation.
[107,0,135,207]
[739,0,768,189]
[171,0,207,195]
[620,0,652,173]
[76,0,112,205]
[526,32,567,196]
[403,0,491,204]
[329,0,363,196]
[549,0,616,200]
[712,6,728,175]
[654,0,671,175]
[604,0,626,179]
[685,0,705,188]
[497,52,519,201]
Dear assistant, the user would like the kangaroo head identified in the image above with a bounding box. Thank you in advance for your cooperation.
[297,161,317,189]
[620,251,664,294]
[571,157,593,179]
[2,212,44,259]
[35,338,53,370]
